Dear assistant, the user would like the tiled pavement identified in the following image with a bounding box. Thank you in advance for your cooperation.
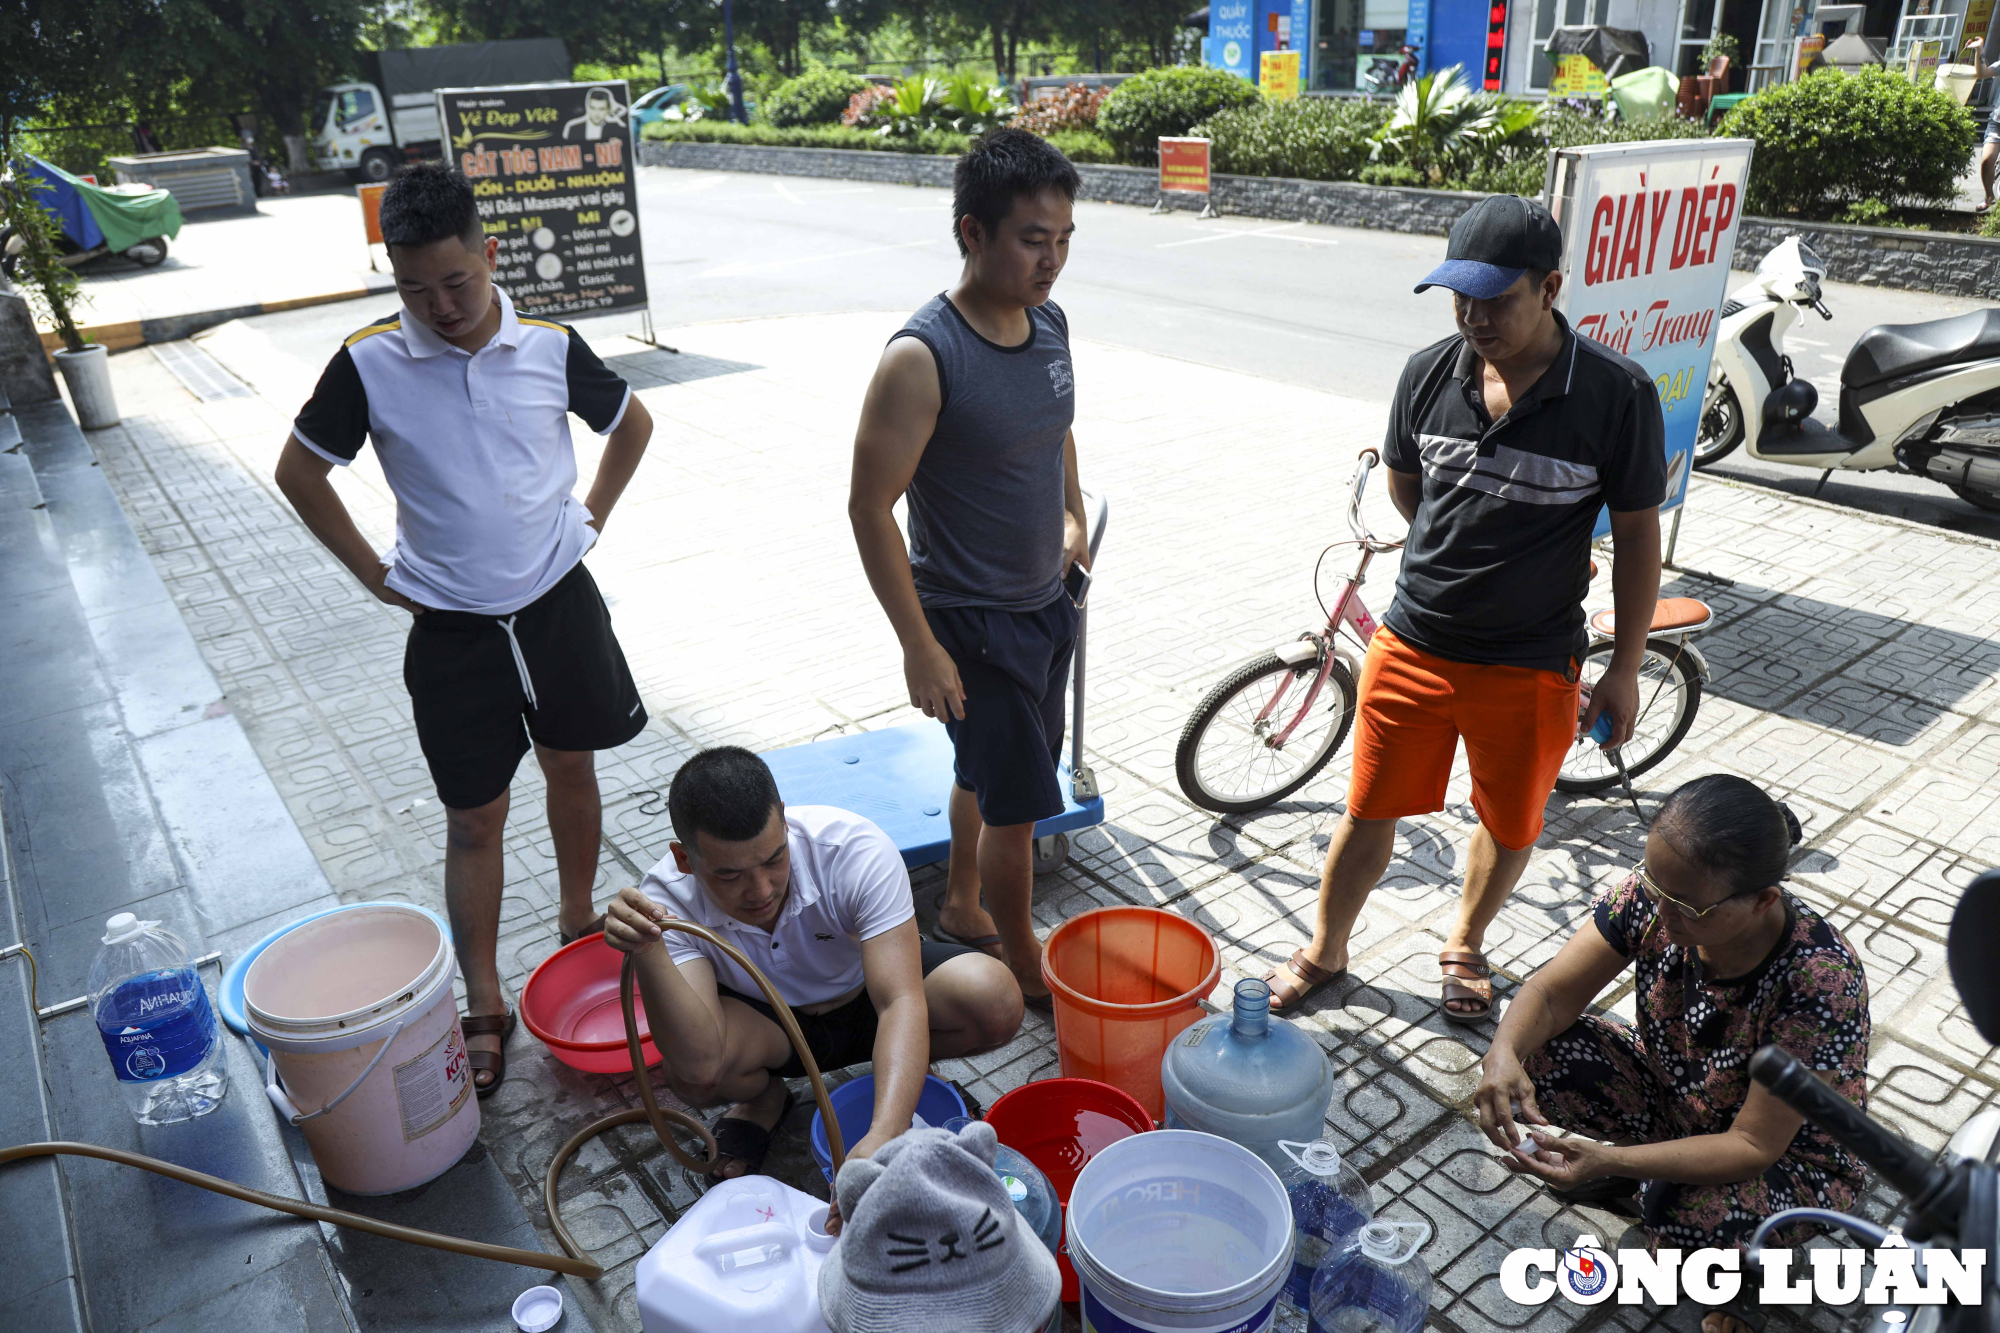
[82,309,1999,1331]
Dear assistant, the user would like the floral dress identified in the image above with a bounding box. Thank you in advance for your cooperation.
[1521,874,1871,1250]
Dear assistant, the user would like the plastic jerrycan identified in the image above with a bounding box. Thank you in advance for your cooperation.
[634,1175,836,1333]
[1274,1139,1375,1313]
[1307,1220,1434,1333]
[1160,977,1335,1171]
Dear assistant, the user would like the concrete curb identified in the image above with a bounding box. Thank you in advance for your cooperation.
[639,138,2000,297]
[40,277,396,356]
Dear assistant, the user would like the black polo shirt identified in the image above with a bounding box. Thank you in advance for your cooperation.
[1381,311,1666,673]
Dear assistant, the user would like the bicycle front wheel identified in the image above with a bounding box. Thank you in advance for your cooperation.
[1556,637,1704,794]
[1175,651,1358,815]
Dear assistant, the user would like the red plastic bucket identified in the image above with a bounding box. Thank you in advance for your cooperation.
[986,1076,1153,1303]
[520,933,662,1074]
[1041,906,1219,1121]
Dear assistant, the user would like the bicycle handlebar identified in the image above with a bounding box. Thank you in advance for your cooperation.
[1751,1045,1949,1209]
[1347,450,1379,544]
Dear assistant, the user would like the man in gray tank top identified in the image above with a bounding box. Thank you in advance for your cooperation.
[850,130,1090,1007]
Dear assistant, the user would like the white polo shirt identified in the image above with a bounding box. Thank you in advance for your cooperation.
[291,285,632,615]
[637,805,916,1007]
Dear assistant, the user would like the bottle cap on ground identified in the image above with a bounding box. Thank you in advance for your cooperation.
[511,1284,563,1333]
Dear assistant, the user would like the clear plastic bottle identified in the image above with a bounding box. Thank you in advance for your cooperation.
[89,914,228,1125]
[1275,1138,1375,1313]
[945,1116,1062,1257]
[1307,1220,1434,1333]
[1159,977,1335,1172]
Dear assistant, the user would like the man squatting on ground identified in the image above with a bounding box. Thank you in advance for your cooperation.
[603,748,1022,1215]
[276,163,655,1095]
[1262,196,1667,1023]
[850,129,1092,1008]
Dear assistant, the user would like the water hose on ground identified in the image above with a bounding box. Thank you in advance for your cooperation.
[0,919,846,1282]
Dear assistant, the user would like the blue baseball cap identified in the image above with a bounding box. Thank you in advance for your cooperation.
[1415,195,1564,298]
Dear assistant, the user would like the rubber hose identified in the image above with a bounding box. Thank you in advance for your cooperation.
[2,918,846,1283]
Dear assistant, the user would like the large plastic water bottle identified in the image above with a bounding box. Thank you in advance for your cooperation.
[1307,1220,1434,1333]
[1275,1138,1375,1313]
[946,1116,1062,1257]
[1159,977,1335,1171]
[89,914,228,1125]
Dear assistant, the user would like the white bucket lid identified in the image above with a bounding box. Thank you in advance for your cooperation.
[244,904,454,1054]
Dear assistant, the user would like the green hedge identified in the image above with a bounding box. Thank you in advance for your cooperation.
[761,67,872,128]
[640,121,972,155]
[1043,129,1119,164]
[1190,98,1390,181]
[1720,66,1973,218]
[1098,66,1262,165]
[1450,107,1712,194]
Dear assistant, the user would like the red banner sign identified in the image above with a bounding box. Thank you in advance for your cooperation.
[1158,138,1212,195]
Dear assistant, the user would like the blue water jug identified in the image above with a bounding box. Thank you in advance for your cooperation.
[1307,1220,1434,1333]
[1159,977,1334,1172]
[89,913,228,1125]
[1275,1138,1375,1313]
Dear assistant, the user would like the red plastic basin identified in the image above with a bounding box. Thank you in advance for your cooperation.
[520,933,662,1074]
[986,1077,1153,1303]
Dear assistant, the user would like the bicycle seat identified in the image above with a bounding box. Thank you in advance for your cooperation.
[1842,309,2000,390]
[1589,597,1712,636]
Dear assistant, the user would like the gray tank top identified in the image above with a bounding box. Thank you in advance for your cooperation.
[891,293,1075,611]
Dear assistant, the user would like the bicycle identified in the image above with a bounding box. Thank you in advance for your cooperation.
[1175,448,1715,816]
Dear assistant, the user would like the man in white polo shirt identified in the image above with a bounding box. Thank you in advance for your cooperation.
[604,747,1024,1184]
[274,162,656,1096]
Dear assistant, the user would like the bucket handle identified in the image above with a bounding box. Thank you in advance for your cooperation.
[264,1020,408,1126]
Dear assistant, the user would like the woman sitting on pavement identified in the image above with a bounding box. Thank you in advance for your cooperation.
[1475,773,1869,1329]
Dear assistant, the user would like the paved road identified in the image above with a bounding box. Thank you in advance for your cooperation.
[624,165,2000,539]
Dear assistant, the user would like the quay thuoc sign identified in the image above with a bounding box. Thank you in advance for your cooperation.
[1159,138,1212,194]
[1546,138,1755,527]
[436,80,648,318]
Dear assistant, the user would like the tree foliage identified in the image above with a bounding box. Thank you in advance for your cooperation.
[1097,64,1260,164]
[1720,66,1974,218]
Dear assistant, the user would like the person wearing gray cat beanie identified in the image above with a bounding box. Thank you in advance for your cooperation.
[819,1120,1061,1333]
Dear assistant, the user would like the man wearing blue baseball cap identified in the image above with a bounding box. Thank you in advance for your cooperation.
[1266,195,1665,1026]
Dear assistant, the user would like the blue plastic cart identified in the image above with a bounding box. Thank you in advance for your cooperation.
[761,493,1109,875]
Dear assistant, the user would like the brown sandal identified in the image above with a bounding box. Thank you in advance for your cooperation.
[1438,951,1494,1025]
[461,1006,517,1099]
[1262,949,1346,1014]
[559,914,607,946]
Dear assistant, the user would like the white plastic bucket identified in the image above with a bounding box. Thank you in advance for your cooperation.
[1938,63,1978,105]
[243,903,478,1195]
[1066,1129,1295,1333]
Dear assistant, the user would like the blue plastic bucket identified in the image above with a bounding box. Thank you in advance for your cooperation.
[808,1073,966,1183]
[219,902,453,1057]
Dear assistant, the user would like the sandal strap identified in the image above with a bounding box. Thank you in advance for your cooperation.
[1437,951,1493,977]
[1286,948,1341,986]
[466,1049,504,1074]
[461,1010,514,1037]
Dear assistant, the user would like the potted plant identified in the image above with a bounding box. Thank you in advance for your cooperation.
[1,154,115,428]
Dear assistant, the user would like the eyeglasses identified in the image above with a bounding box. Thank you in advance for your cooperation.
[1634,863,1757,920]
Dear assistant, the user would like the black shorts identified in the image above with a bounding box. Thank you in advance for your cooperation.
[403,561,646,810]
[718,941,978,1078]
[924,596,1079,828]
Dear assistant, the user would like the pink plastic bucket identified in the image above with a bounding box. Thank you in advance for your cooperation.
[244,904,478,1195]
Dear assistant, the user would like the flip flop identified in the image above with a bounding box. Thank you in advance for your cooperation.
[1021,989,1054,1013]
[929,892,1005,958]
[1438,950,1495,1025]
[948,1079,985,1120]
[461,1006,517,1099]
[1263,949,1346,1014]
[710,1086,797,1178]
[559,913,607,946]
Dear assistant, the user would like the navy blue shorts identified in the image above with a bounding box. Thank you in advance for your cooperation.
[924,596,1079,828]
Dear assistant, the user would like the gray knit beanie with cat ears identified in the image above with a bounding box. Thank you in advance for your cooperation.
[818,1121,1061,1333]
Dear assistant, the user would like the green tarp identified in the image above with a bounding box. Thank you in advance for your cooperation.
[30,157,183,254]
[1608,66,1679,122]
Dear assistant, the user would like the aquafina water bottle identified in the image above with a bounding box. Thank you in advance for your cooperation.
[1275,1138,1375,1313]
[89,914,228,1124]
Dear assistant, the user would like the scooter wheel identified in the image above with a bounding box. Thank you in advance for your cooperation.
[125,237,169,268]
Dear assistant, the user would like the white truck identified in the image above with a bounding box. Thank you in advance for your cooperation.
[311,39,571,182]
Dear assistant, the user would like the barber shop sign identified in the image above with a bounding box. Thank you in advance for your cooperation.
[1500,1232,1987,1308]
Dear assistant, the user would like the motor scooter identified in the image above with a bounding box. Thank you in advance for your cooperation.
[1747,866,1999,1333]
[1698,236,2000,512]
[1363,46,1418,94]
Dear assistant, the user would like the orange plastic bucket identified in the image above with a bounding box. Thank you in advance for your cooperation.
[1040,906,1219,1121]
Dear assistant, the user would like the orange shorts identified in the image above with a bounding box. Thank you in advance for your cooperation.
[1346,628,1580,850]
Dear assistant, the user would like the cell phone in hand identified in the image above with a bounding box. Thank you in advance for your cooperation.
[1064,560,1093,610]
